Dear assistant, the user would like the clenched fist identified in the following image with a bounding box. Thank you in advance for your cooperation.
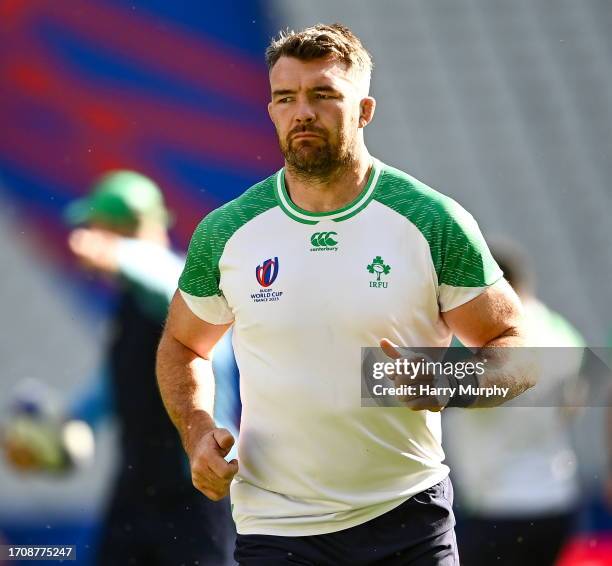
[189,428,238,501]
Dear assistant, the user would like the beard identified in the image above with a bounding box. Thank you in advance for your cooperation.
[279,125,354,181]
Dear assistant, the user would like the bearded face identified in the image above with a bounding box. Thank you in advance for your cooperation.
[268,56,365,181]
[278,122,353,179]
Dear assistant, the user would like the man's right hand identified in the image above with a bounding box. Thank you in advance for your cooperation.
[189,428,238,501]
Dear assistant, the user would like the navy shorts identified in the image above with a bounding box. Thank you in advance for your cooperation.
[235,476,458,565]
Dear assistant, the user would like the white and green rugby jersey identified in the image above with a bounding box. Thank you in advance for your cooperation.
[179,158,502,536]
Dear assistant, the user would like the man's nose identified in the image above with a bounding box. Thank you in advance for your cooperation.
[294,100,316,124]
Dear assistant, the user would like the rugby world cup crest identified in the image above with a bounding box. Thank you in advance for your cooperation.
[255,257,279,288]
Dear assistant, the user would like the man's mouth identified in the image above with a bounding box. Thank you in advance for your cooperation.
[292,133,321,140]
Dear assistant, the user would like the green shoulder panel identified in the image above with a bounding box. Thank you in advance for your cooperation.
[178,175,278,297]
[374,163,500,288]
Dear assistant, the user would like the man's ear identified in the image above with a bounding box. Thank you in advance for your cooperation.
[359,97,376,128]
[267,101,274,122]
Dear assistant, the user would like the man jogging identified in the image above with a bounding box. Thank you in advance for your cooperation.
[157,23,534,565]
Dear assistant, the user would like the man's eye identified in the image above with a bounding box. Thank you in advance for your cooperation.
[316,93,332,99]
[278,97,293,103]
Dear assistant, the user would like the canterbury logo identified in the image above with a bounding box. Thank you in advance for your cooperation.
[310,231,338,247]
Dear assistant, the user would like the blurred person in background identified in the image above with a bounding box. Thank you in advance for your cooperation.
[443,241,585,566]
[3,171,239,565]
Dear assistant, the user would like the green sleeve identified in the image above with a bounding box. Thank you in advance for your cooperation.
[436,200,501,289]
[374,164,502,311]
[178,215,222,298]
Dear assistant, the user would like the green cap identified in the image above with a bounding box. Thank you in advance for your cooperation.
[65,171,170,227]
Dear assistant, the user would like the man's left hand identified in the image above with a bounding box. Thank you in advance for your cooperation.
[379,338,449,411]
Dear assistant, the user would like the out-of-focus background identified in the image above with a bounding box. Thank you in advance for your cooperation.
[0,1,610,564]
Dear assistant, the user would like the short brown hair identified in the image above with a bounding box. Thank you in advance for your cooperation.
[265,23,373,79]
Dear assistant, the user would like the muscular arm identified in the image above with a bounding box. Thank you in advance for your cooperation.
[382,278,535,409]
[156,291,237,499]
[441,278,536,407]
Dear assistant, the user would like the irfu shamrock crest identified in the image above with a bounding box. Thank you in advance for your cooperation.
[367,256,391,282]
